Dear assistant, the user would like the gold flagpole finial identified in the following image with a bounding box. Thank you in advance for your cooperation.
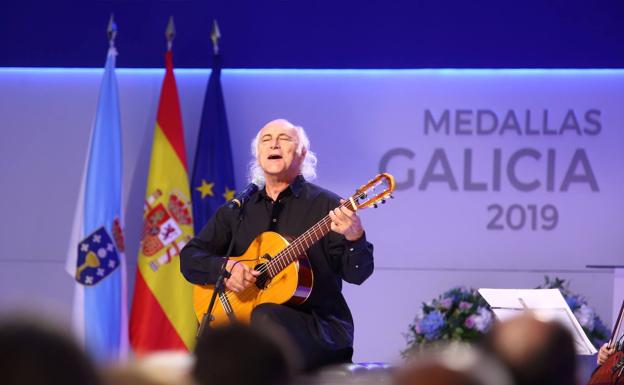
[210,19,221,55]
[107,14,117,48]
[166,16,176,51]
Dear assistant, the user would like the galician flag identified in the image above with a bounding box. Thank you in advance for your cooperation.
[130,49,197,353]
[65,46,128,362]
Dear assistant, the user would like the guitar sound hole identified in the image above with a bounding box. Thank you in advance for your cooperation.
[254,263,270,289]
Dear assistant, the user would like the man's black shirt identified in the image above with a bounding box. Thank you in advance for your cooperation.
[180,175,374,350]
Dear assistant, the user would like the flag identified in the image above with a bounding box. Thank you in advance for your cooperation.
[130,50,197,354]
[191,53,236,234]
[65,46,128,362]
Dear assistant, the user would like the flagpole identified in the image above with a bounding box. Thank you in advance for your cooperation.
[130,13,198,354]
[65,12,127,361]
[166,16,175,51]
[106,14,129,359]
[196,19,246,337]
[108,14,117,49]
[211,20,220,56]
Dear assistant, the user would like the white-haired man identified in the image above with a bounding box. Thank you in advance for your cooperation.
[181,119,374,371]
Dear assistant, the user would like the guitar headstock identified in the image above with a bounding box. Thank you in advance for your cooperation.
[347,173,396,210]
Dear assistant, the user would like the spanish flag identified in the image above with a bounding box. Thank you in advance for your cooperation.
[129,50,197,353]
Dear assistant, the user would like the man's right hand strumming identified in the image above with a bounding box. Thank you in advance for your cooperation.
[224,260,260,293]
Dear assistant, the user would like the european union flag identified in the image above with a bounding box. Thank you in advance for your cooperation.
[191,53,236,234]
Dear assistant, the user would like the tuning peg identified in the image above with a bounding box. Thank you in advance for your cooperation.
[373,203,378,209]
[390,195,394,199]
[381,199,386,204]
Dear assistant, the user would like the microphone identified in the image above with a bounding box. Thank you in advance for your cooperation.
[228,183,259,209]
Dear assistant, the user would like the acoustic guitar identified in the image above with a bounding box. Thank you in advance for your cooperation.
[192,173,396,325]
[587,300,624,385]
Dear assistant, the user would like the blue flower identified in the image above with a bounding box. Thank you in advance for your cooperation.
[443,288,462,303]
[419,310,445,340]
[565,295,579,311]
[594,317,609,336]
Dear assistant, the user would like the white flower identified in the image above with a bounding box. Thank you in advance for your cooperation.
[472,307,493,332]
[414,308,425,323]
[574,304,595,331]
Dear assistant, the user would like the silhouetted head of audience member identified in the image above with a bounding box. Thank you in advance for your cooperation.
[102,351,195,385]
[396,363,480,385]
[396,343,512,385]
[0,316,101,385]
[193,323,292,385]
[482,314,577,385]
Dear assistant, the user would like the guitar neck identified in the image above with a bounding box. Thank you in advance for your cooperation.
[267,199,355,276]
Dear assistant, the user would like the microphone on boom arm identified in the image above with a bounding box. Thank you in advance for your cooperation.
[227,183,259,209]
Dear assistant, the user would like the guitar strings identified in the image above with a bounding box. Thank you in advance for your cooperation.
[220,215,332,309]
[254,181,389,276]
[255,200,350,275]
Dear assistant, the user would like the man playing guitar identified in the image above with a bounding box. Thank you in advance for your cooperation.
[180,119,375,371]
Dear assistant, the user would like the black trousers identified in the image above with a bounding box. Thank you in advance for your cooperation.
[250,303,353,372]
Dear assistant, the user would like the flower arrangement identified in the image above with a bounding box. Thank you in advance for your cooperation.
[535,276,610,348]
[404,276,610,356]
[403,286,494,356]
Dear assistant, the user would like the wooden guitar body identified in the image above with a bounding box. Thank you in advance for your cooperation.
[192,231,313,325]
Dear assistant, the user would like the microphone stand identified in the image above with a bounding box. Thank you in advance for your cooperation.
[196,203,247,339]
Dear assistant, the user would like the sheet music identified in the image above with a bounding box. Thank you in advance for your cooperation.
[479,288,598,355]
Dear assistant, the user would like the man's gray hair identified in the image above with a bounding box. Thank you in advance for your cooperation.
[247,120,318,186]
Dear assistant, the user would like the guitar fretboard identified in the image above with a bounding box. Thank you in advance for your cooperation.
[265,199,355,277]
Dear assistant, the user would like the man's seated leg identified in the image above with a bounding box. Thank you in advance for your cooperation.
[251,303,352,372]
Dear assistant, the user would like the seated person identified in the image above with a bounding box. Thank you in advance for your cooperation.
[181,119,374,371]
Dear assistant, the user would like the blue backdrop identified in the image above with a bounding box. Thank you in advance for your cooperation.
[2,0,624,68]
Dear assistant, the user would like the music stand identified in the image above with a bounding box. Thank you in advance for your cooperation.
[478,288,598,355]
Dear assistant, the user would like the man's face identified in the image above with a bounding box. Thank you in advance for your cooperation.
[257,121,305,181]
